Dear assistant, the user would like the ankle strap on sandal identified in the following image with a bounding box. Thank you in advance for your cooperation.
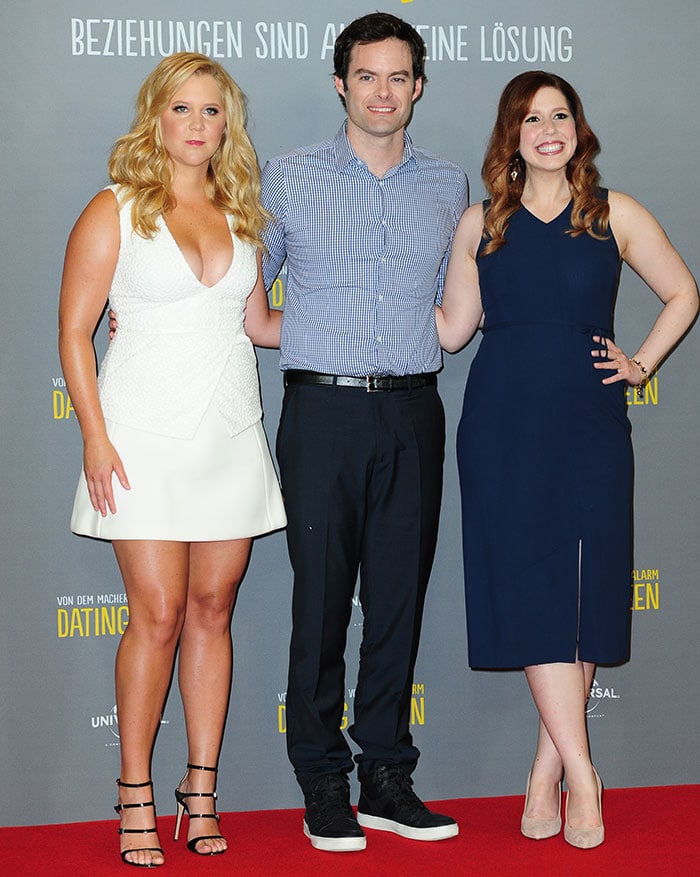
[178,791,217,801]
[114,778,156,820]
[186,763,218,772]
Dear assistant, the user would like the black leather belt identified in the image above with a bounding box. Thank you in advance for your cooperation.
[283,370,437,392]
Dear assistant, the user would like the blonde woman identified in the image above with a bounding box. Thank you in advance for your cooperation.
[59,53,285,867]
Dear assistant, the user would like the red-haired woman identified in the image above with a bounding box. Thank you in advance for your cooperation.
[437,71,697,849]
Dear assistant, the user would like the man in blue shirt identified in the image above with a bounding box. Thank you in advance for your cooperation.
[263,13,468,852]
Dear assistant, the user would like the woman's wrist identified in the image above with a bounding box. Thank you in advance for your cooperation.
[631,358,648,399]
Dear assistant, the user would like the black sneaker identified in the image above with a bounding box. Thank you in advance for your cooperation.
[303,774,367,852]
[357,765,459,841]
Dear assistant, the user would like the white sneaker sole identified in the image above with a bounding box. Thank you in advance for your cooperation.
[303,820,367,852]
[357,812,459,841]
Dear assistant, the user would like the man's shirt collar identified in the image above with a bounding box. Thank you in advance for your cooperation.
[333,121,417,175]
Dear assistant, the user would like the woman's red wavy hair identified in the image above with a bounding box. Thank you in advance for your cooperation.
[481,70,609,256]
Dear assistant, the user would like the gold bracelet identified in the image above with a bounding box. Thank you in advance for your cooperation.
[631,359,648,399]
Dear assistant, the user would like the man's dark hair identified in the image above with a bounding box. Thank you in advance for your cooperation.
[333,12,427,98]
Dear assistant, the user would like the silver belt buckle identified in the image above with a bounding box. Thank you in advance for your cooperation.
[366,375,380,393]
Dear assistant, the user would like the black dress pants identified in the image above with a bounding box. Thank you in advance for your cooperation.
[276,380,445,792]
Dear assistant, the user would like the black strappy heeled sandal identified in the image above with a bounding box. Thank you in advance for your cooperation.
[174,763,226,856]
[114,778,164,868]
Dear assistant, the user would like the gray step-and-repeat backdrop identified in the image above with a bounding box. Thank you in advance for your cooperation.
[1,0,698,827]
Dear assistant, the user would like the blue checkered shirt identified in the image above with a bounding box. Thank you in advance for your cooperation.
[261,124,468,376]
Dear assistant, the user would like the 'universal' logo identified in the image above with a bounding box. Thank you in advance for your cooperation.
[586,678,621,719]
[91,705,170,747]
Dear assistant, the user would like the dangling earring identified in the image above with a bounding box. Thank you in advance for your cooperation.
[509,154,520,182]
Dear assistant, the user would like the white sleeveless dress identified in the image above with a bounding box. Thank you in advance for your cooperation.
[70,189,286,541]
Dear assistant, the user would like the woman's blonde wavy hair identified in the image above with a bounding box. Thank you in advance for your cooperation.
[108,52,269,244]
[481,70,609,256]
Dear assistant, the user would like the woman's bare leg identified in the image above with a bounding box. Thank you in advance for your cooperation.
[524,661,600,830]
[112,539,190,867]
[176,538,252,854]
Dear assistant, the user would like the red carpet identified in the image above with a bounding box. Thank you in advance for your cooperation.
[1,786,697,876]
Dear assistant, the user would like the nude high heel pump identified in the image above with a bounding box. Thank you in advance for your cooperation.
[564,767,604,849]
[520,772,562,840]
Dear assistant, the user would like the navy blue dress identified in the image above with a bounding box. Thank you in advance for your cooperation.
[457,195,633,669]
